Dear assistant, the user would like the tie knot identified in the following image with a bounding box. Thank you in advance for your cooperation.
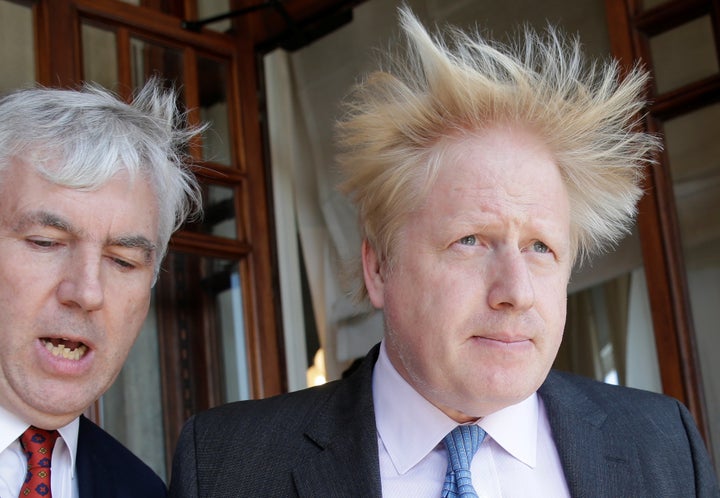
[443,425,485,472]
[442,425,486,498]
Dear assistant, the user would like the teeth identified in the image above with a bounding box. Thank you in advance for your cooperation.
[43,340,88,360]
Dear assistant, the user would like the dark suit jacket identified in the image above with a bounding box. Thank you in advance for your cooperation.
[169,344,720,497]
[77,416,167,497]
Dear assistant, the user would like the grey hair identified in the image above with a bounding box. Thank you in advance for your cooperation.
[0,79,203,276]
[337,7,661,302]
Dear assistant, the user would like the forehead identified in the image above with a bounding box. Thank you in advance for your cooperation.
[0,158,159,242]
[416,127,570,226]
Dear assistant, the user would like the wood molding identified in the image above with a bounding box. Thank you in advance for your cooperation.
[604,0,710,443]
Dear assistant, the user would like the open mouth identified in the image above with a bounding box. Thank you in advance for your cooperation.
[41,338,88,360]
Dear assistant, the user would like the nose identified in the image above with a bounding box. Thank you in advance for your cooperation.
[56,248,105,311]
[486,247,535,311]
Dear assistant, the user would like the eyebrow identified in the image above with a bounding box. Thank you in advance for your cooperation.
[17,210,157,264]
[112,235,158,265]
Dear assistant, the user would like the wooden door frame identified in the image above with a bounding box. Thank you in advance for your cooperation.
[604,0,712,444]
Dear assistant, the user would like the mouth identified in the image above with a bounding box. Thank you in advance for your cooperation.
[41,338,89,360]
[482,336,530,344]
[470,335,533,350]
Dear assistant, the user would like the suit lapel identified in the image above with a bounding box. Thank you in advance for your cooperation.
[229,347,657,497]
[76,416,113,498]
[291,345,383,498]
[539,371,646,498]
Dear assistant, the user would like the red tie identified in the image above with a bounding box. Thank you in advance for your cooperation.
[18,427,59,497]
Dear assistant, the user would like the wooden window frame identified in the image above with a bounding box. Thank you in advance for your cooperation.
[604,0,718,445]
[30,0,285,467]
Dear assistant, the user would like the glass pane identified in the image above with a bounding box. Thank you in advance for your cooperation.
[101,293,167,482]
[217,262,250,402]
[558,266,660,392]
[114,0,230,30]
[184,183,241,240]
[0,1,34,92]
[130,37,184,92]
[666,104,720,242]
[81,23,118,89]
[198,56,232,165]
[663,103,720,473]
[649,16,718,94]
[169,253,251,402]
[197,0,232,33]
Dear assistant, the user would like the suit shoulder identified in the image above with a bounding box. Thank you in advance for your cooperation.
[547,369,672,401]
[192,379,343,431]
[541,370,719,496]
[542,369,688,422]
[81,417,161,472]
[79,417,167,496]
[191,344,378,432]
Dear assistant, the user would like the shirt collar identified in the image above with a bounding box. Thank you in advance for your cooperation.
[480,390,538,468]
[0,405,28,454]
[57,418,80,478]
[372,340,539,474]
[0,404,80,477]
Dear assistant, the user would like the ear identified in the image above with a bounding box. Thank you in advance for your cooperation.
[362,239,385,309]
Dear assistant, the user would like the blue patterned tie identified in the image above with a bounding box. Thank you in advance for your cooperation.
[441,425,485,498]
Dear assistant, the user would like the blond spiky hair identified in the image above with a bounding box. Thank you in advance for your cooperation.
[336,7,660,302]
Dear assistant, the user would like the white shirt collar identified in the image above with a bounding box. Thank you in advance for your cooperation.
[373,340,538,474]
[481,391,538,468]
[0,404,80,478]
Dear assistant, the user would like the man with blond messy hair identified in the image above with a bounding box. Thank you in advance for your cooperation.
[170,8,719,497]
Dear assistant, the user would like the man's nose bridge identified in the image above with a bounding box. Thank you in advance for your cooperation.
[72,244,103,283]
[61,244,105,309]
[489,246,534,305]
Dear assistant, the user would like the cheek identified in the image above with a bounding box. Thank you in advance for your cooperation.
[536,268,568,307]
[105,301,151,371]
[108,283,152,333]
[383,269,471,351]
[540,284,568,345]
[1,247,54,289]
[128,293,152,327]
[383,264,441,317]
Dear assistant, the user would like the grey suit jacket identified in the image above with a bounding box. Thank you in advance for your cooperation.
[169,344,719,497]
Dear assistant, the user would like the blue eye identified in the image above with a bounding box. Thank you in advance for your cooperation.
[532,240,550,253]
[458,235,477,246]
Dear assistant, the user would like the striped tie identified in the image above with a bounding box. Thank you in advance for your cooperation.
[441,424,485,498]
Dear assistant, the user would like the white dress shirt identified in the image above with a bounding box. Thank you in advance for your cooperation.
[0,405,80,498]
[373,341,571,497]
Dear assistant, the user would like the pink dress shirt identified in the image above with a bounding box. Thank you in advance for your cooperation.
[373,341,571,497]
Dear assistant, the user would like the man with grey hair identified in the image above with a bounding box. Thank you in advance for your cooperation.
[0,79,201,497]
[169,8,719,497]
